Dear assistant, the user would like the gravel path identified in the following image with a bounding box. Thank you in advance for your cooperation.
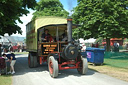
[12,54,128,85]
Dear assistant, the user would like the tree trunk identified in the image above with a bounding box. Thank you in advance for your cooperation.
[106,38,110,51]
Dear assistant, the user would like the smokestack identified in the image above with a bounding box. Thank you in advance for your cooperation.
[67,17,72,43]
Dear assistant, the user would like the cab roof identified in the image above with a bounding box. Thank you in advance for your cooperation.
[39,24,80,31]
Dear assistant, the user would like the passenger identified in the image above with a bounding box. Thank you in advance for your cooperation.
[62,36,68,41]
[41,29,53,42]
[61,30,75,42]
[61,30,68,41]
[61,30,67,39]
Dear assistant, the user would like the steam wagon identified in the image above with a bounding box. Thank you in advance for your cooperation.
[26,16,88,77]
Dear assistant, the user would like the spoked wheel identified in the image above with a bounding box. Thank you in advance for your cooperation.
[77,57,88,75]
[48,56,58,78]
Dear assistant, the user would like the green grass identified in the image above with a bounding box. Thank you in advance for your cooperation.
[104,52,128,69]
[104,58,128,69]
[0,75,12,85]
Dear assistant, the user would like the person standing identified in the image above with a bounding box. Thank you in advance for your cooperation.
[2,53,16,74]
[91,43,95,47]
[95,42,99,48]
[113,41,119,52]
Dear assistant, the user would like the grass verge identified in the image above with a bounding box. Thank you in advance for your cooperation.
[88,51,128,82]
[0,75,12,85]
[88,59,128,82]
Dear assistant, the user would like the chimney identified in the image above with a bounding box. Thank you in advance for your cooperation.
[67,17,72,43]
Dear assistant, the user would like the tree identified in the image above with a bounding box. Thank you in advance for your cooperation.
[95,37,103,44]
[32,0,69,19]
[0,0,36,36]
[72,0,128,51]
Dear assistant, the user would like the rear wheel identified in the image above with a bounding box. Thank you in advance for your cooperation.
[48,56,58,78]
[77,57,88,75]
[28,52,38,68]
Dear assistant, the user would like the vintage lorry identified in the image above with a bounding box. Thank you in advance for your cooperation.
[26,16,88,77]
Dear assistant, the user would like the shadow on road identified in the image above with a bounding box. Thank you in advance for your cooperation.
[14,57,48,75]
[13,56,95,78]
[57,69,95,79]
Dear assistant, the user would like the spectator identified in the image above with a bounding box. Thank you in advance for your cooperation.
[81,43,86,52]
[91,43,95,47]
[2,53,16,74]
[95,42,99,48]
[104,44,106,50]
[113,41,119,52]
[125,42,128,50]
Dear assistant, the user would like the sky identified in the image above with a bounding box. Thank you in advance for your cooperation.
[11,0,77,37]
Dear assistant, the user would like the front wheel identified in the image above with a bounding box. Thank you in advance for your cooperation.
[77,57,88,75]
[48,56,58,78]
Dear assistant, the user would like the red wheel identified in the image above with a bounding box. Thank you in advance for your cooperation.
[49,59,53,74]
[48,56,58,78]
[77,57,88,75]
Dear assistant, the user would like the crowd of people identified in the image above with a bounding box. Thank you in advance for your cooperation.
[91,42,99,48]
[91,41,120,52]
[0,44,26,53]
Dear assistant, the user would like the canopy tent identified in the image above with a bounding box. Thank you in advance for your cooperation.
[79,38,96,43]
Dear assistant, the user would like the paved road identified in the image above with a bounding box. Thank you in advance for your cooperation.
[13,54,128,85]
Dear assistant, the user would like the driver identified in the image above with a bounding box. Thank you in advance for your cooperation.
[41,29,53,42]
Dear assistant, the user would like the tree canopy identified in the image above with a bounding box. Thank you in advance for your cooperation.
[72,0,128,40]
[32,0,69,20]
[0,0,36,36]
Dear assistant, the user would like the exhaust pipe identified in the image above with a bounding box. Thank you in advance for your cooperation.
[67,17,72,43]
